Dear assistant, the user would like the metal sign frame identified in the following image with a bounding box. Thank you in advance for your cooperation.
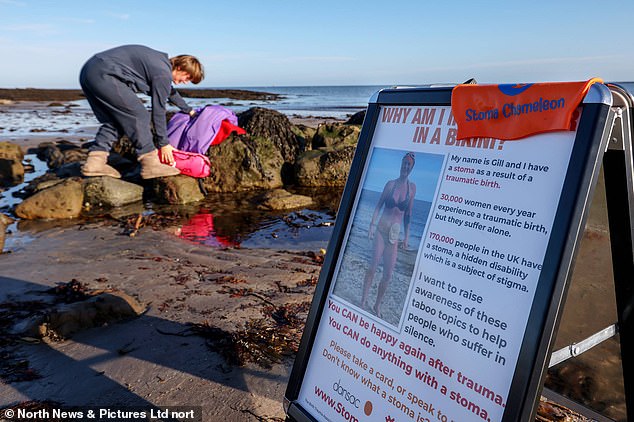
[603,82,634,421]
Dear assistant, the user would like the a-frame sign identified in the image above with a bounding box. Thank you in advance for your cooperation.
[284,80,634,421]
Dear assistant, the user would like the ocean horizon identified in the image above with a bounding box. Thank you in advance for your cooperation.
[194,84,389,118]
[0,85,390,139]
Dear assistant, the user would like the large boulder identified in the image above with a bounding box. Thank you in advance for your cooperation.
[294,146,356,187]
[15,178,84,219]
[238,107,303,161]
[312,123,360,149]
[204,135,284,192]
[202,108,304,192]
[293,122,359,187]
[0,141,24,184]
[150,175,204,204]
[83,177,144,208]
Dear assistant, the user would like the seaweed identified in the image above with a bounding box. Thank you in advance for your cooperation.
[163,300,311,369]
[0,354,41,383]
[46,279,89,303]
[536,399,594,421]
[119,212,183,237]
[189,319,297,368]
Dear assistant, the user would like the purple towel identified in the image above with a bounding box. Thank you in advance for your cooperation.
[167,105,239,154]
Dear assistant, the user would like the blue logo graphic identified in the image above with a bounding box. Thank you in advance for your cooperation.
[498,84,534,96]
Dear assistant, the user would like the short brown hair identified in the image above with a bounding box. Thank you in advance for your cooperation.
[170,55,204,84]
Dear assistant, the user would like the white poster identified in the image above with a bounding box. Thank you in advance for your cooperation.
[297,105,576,422]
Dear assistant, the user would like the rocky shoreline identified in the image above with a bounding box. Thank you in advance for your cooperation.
[0,106,363,227]
[0,88,280,103]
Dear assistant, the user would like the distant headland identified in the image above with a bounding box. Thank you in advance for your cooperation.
[0,88,280,102]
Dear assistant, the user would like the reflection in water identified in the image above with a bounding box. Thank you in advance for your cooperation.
[5,182,342,253]
[178,211,238,248]
[173,188,341,250]
[176,207,337,251]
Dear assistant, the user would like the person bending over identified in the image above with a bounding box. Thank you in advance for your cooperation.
[361,152,417,318]
[79,44,204,179]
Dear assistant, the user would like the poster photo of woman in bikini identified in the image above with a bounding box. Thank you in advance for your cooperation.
[332,147,444,327]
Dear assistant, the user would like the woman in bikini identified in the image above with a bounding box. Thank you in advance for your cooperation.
[361,152,417,318]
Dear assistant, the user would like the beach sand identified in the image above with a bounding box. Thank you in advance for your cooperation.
[0,222,322,421]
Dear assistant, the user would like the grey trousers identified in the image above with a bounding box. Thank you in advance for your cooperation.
[79,56,155,155]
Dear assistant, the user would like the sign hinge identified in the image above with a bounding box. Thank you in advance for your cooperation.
[607,107,625,151]
[549,323,619,368]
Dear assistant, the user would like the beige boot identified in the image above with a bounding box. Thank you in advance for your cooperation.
[138,150,180,179]
[81,151,121,178]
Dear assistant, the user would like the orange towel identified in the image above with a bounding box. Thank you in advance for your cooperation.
[451,78,603,140]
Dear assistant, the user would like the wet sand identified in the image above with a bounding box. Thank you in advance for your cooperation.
[0,222,322,421]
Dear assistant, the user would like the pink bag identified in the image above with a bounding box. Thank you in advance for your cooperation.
[172,150,211,178]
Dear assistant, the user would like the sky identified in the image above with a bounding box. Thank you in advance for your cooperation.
[1,0,633,89]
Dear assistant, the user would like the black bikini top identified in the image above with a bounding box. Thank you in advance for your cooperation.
[385,181,410,211]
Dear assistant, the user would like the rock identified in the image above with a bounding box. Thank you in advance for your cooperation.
[83,177,144,208]
[15,178,84,219]
[201,107,306,192]
[0,213,14,252]
[111,135,137,161]
[291,124,316,152]
[33,177,65,192]
[15,172,62,200]
[312,122,360,149]
[204,135,285,192]
[345,110,366,125]
[34,142,65,168]
[253,189,313,210]
[294,146,356,187]
[150,175,204,204]
[33,141,87,170]
[238,107,303,162]
[0,160,24,185]
[0,141,24,162]
[291,122,359,187]
[0,141,24,184]
[62,148,88,164]
[16,291,145,340]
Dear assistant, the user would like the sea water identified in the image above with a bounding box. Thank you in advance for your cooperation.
[217,85,387,118]
[0,85,389,139]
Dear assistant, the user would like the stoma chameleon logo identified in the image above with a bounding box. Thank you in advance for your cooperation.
[498,83,534,96]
